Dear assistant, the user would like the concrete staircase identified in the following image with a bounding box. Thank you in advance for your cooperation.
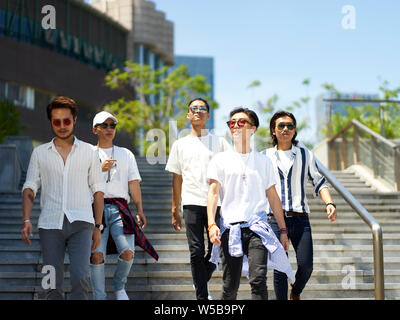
[0,157,400,300]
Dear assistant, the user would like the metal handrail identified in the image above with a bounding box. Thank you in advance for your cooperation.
[329,119,397,148]
[328,119,400,191]
[316,159,385,300]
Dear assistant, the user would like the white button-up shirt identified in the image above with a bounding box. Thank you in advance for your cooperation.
[23,137,105,230]
[263,144,329,214]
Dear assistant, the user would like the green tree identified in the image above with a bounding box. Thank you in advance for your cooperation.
[0,99,20,143]
[103,61,216,155]
[321,81,400,139]
[247,79,311,150]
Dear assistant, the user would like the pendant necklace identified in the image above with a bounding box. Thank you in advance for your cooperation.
[239,151,252,181]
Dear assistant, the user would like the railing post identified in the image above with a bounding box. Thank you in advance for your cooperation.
[353,125,359,164]
[372,224,385,300]
[371,136,376,178]
[341,135,348,169]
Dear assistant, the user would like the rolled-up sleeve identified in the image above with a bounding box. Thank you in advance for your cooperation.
[22,148,41,197]
[89,148,105,195]
[307,149,328,197]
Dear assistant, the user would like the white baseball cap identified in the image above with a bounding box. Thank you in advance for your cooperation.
[92,111,118,128]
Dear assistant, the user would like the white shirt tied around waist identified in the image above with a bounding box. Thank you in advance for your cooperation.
[22,137,105,230]
[210,211,295,283]
[96,145,141,202]
[263,144,329,214]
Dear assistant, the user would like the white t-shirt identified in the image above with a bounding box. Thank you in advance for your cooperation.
[207,150,276,225]
[165,133,231,206]
[95,145,141,202]
[276,149,294,174]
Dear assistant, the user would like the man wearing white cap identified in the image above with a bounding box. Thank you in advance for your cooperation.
[89,111,154,300]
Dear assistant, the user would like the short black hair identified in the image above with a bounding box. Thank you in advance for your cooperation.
[46,96,78,120]
[229,107,259,129]
[188,97,210,112]
[269,110,298,146]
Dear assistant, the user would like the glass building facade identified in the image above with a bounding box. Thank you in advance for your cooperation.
[173,55,216,129]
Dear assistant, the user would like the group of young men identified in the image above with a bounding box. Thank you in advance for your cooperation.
[21,95,337,300]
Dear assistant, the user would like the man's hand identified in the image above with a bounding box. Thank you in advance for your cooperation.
[21,221,33,245]
[172,212,182,232]
[91,228,101,251]
[280,233,289,252]
[209,225,221,246]
[136,211,147,229]
[101,156,117,172]
[326,204,337,222]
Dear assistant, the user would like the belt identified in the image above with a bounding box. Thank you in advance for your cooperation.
[230,221,247,225]
[268,211,308,218]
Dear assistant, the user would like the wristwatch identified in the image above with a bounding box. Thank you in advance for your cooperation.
[95,223,104,231]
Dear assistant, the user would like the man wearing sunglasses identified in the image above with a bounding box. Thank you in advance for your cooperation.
[165,98,231,300]
[21,96,105,300]
[90,111,158,300]
[263,110,337,300]
[207,107,294,300]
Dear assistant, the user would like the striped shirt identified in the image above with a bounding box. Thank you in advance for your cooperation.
[263,144,328,214]
[23,137,105,230]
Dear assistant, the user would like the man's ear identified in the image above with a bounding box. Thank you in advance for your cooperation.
[92,127,97,135]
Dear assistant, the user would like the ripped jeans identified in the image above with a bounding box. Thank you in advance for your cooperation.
[90,204,135,300]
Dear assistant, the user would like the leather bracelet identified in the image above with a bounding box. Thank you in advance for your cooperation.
[208,223,217,232]
[279,228,288,234]
[326,203,336,208]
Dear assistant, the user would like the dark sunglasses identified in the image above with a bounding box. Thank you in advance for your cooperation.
[97,123,117,129]
[52,118,72,127]
[277,123,295,130]
[226,119,252,129]
[190,105,208,113]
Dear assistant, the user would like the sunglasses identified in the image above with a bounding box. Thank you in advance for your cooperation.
[97,123,117,129]
[226,119,252,129]
[190,105,208,113]
[52,118,72,127]
[277,123,295,130]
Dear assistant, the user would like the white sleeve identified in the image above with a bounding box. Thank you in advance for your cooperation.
[127,150,141,182]
[264,155,277,191]
[22,148,41,197]
[207,154,224,185]
[165,141,182,175]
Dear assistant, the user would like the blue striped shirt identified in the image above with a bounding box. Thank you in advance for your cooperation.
[262,145,328,214]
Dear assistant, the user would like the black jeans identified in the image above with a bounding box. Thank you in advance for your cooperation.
[220,227,269,300]
[268,215,313,300]
[183,205,220,300]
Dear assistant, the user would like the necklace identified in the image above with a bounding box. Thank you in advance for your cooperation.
[98,145,115,183]
[239,152,252,181]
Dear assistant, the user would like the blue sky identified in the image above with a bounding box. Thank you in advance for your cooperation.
[149,0,400,143]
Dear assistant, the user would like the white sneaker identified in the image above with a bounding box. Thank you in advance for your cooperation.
[193,284,213,300]
[115,289,129,300]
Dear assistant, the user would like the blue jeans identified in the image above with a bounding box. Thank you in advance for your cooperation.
[90,204,135,300]
[268,214,313,300]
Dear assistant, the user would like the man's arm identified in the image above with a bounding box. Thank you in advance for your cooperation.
[319,187,337,222]
[207,179,221,246]
[171,173,183,232]
[91,191,104,251]
[129,179,146,229]
[266,186,289,252]
[21,188,35,245]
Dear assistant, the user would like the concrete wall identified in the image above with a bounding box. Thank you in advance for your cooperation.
[0,145,21,192]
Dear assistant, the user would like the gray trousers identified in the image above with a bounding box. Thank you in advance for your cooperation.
[39,215,94,300]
